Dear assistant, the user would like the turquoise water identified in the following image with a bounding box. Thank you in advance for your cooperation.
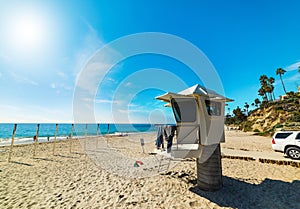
[0,123,157,145]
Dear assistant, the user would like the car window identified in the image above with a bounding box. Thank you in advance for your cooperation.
[296,133,300,140]
[275,132,293,139]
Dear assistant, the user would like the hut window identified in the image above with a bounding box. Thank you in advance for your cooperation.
[205,100,221,116]
[171,98,197,122]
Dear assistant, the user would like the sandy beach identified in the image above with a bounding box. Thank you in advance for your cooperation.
[0,131,299,209]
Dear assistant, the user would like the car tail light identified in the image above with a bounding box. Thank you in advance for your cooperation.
[272,138,276,144]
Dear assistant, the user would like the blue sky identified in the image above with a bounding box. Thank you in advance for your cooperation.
[0,0,299,123]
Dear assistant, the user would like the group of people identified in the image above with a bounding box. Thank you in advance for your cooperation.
[155,125,176,153]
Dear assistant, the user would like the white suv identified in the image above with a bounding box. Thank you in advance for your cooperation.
[272,131,300,160]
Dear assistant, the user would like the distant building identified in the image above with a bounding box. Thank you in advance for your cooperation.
[279,86,300,101]
[280,95,289,101]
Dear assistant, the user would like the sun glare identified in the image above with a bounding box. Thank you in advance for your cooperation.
[11,15,44,49]
[1,7,52,57]
[0,3,61,70]
[9,13,47,52]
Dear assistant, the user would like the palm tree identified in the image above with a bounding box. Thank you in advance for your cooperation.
[254,98,261,107]
[268,77,275,100]
[259,75,269,101]
[244,102,250,115]
[258,87,268,101]
[297,66,300,94]
[233,106,246,123]
[276,68,287,94]
[259,75,268,86]
[264,85,273,101]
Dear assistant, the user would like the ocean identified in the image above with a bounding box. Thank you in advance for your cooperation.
[0,123,157,146]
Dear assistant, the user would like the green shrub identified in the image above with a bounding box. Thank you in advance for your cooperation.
[288,114,300,122]
[274,124,283,129]
[255,131,269,136]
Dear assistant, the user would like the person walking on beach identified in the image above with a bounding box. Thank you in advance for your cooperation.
[164,125,176,153]
[155,125,165,150]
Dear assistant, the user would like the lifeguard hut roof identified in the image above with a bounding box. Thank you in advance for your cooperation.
[155,84,234,103]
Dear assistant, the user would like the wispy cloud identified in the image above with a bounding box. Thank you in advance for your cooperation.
[118,109,147,114]
[118,109,128,114]
[74,21,122,95]
[0,103,73,123]
[125,82,132,87]
[61,84,72,91]
[285,61,300,71]
[74,22,104,77]
[95,99,120,104]
[82,97,124,105]
[10,71,38,86]
[100,77,118,86]
[57,71,68,79]
[284,73,300,83]
[128,103,138,107]
[273,69,300,95]
[50,81,72,93]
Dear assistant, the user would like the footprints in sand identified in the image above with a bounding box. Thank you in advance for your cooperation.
[1,135,300,208]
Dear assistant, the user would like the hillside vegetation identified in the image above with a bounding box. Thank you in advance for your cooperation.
[226,93,300,136]
[226,67,300,136]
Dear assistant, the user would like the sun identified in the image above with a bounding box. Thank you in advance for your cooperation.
[12,16,44,48]
[1,7,51,56]
[0,3,59,70]
[10,13,47,52]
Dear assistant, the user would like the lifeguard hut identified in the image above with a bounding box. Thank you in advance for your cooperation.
[156,84,233,191]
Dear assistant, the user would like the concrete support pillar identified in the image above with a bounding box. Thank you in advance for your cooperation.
[196,144,222,191]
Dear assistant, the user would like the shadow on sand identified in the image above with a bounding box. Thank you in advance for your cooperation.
[33,157,60,162]
[10,161,32,166]
[189,176,300,209]
[55,154,79,159]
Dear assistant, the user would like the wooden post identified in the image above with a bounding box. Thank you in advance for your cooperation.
[52,124,58,155]
[96,124,100,136]
[96,124,100,148]
[8,124,17,162]
[196,144,222,191]
[69,124,74,153]
[140,138,145,154]
[84,124,88,150]
[33,124,40,158]
[106,123,110,147]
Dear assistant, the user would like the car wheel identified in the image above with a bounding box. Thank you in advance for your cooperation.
[286,147,300,160]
